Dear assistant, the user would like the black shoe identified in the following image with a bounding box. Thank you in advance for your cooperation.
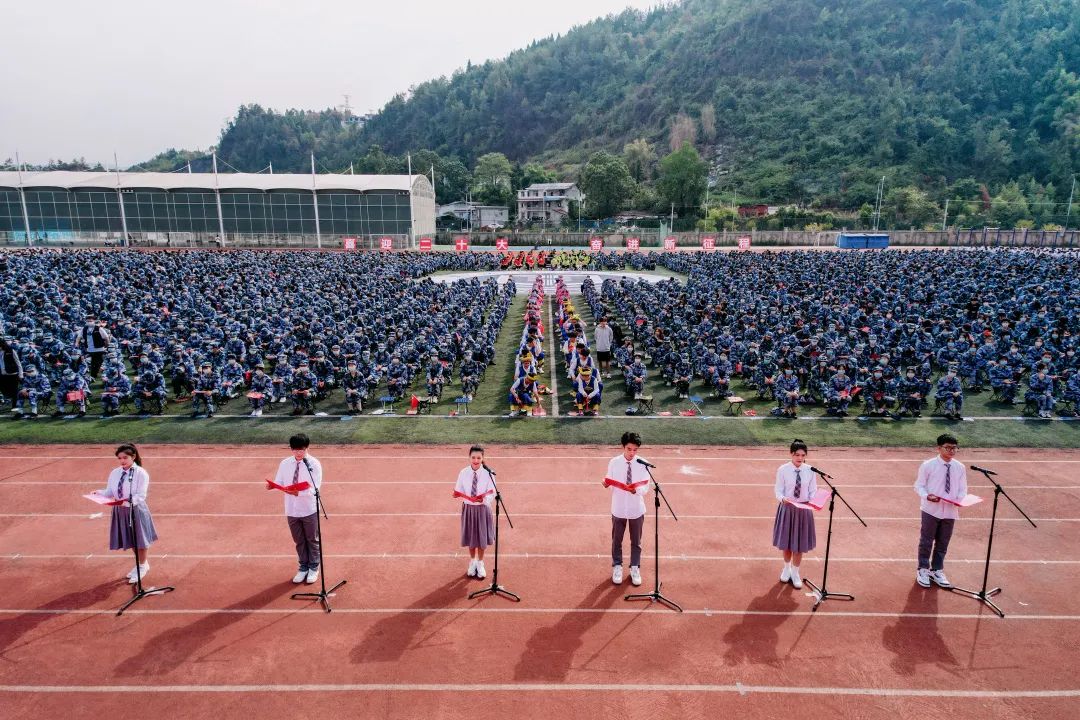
[77,411,86,418]
[190,411,199,418]
[207,412,214,418]
[304,409,315,416]
[51,411,64,418]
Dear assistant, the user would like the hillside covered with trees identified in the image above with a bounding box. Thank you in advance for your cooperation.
[127,0,1080,230]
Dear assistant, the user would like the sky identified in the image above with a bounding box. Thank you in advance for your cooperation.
[1,0,662,168]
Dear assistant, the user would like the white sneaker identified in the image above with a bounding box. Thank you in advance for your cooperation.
[780,563,791,583]
[916,568,931,588]
[467,559,478,578]
[126,566,139,581]
[930,569,952,588]
[128,564,149,584]
[612,566,623,584]
[305,569,319,584]
[475,561,486,579]
[629,566,642,586]
[292,570,307,584]
[789,566,803,589]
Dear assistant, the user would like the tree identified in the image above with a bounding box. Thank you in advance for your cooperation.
[520,161,557,188]
[991,181,1030,228]
[434,157,472,204]
[882,185,940,229]
[700,104,717,142]
[579,151,635,219]
[623,139,657,183]
[657,142,707,222]
[669,113,697,152]
[472,153,513,191]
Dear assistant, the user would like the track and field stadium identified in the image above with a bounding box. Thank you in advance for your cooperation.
[0,217,1078,718]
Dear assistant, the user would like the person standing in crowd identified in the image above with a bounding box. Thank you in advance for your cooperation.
[595,317,614,379]
[0,337,23,408]
[914,433,967,589]
[76,314,111,381]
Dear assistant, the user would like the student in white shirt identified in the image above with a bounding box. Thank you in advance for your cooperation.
[454,445,496,579]
[99,443,159,583]
[602,431,651,586]
[266,433,324,585]
[772,439,818,589]
[914,433,967,589]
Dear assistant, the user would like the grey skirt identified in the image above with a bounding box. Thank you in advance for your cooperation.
[772,501,816,553]
[109,504,159,550]
[460,503,495,549]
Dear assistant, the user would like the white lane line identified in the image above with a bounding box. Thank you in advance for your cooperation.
[3,455,1079,463]
[1,683,1078,698]
[5,481,1078,490]
[546,293,559,417]
[1,607,1079,621]
[0,512,1072,522]
[3,553,1076,565]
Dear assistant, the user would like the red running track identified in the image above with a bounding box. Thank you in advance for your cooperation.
[1,443,1078,720]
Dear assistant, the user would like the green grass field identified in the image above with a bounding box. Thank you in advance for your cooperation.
[1,285,1077,448]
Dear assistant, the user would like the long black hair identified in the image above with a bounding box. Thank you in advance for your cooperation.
[115,442,144,467]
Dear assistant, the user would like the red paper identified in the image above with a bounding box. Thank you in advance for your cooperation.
[267,480,311,493]
[790,488,831,511]
[940,493,983,508]
[84,491,123,506]
[603,478,648,493]
[453,489,493,503]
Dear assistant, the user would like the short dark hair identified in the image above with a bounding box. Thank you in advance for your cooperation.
[621,431,642,447]
[469,445,484,456]
[289,433,310,450]
[790,438,808,454]
[936,433,958,447]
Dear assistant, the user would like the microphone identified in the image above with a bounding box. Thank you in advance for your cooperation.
[302,457,315,481]
[482,462,497,476]
[636,458,656,468]
[809,466,833,479]
[970,465,997,476]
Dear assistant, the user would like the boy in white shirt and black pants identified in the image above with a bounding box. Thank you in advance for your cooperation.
[914,433,967,589]
[603,431,651,586]
[268,433,324,585]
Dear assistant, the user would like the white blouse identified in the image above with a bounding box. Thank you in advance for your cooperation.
[455,466,495,506]
[101,465,151,506]
[774,461,818,502]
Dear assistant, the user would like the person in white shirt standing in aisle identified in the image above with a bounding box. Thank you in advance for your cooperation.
[772,439,818,589]
[268,433,324,585]
[603,431,651,586]
[594,317,614,379]
[914,433,967,589]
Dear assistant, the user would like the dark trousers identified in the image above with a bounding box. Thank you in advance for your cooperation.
[288,512,321,571]
[0,374,17,403]
[611,514,644,567]
[918,511,955,571]
[88,352,105,380]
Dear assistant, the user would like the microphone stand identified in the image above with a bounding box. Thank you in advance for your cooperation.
[949,467,1036,618]
[117,470,174,616]
[292,459,347,612]
[469,464,520,602]
[803,467,866,612]
[625,463,682,612]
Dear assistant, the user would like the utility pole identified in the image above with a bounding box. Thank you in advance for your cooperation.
[941,198,949,232]
[873,175,885,231]
[1064,175,1076,231]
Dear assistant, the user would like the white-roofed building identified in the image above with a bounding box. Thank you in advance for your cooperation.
[0,170,436,248]
[516,182,584,225]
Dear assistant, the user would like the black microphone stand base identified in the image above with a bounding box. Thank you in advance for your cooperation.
[292,578,347,613]
[117,582,174,616]
[948,585,1004,618]
[625,582,683,613]
[802,578,854,612]
[468,583,520,602]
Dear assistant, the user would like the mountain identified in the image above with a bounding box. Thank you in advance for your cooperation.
[147,0,1080,210]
